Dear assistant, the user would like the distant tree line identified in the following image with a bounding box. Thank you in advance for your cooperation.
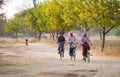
[0,0,6,37]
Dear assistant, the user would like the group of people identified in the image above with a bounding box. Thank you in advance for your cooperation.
[57,32,91,60]
[24,32,91,60]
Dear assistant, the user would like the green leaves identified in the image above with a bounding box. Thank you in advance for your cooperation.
[5,13,25,33]
[5,0,120,35]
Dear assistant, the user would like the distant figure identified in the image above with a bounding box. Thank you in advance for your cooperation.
[24,35,29,46]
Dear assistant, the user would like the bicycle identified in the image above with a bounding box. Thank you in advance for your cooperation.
[58,42,64,60]
[69,42,76,61]
[83,43,91,63]
[83,49,90,63]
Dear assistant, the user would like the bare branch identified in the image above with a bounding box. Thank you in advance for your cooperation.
[105,26,114,34]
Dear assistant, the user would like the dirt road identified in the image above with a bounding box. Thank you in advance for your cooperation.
[0,43,120,77]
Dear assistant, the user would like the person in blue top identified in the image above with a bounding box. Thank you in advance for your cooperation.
[57,32,66,57]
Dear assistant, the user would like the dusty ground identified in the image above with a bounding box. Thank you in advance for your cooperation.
[0,43,120,77]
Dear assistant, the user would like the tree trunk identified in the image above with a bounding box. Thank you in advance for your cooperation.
[50,32,52,39]
[84,21,88,33]
[99,29,102,40]
[33,0,36,8]
[101,28,106,52]
[56,31,59,40]
[38,31,42,40]
[16,32,18,41]
[101,26,114,51]
[51,32,55,40]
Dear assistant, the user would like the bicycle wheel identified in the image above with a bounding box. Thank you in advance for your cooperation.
[87,52,90,63]
[73,52,76,61]
[59,51,64,60]
[70,53,75,61]
[84,56,86,62]
[83,51,87,62]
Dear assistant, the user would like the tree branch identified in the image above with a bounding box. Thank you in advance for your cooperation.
[105,26,115,34]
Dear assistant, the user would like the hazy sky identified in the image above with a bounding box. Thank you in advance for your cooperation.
[2,0,119,19]
[1,0,43,19]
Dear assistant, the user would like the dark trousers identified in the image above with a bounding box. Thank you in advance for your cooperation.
[25,40,28,46]
[82,44,90,57]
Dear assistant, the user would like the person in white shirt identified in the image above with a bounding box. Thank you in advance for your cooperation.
[24,35,29,46]
[68,32,78,57]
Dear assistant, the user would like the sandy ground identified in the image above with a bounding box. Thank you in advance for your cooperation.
[0,43,120,77]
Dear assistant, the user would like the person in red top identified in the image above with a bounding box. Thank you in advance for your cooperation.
[80,33,91,60]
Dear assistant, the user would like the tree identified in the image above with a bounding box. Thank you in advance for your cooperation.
[0,0,7,37]
[0,0,4,8]
[24,4,48,40]
[33,4,48,40]
[24,0,47,40]
[45,0,64,39]
[0,13,6,37]
[5,0,119,51]
[88,0,120,51]
[33,0,36,8]
[24,9,38,38]
[5,13,25,40]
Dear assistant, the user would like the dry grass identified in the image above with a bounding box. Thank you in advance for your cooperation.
[0,38,38,44]
[91,37,120,57]
[38,39,58,47]
[40,37,120,57]
[0,36,120,57]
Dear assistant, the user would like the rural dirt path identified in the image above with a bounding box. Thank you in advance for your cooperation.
[0,43,120,77]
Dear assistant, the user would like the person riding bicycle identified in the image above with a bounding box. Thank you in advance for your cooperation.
[80,33,91,60]
[68,33,77,57]
[57,32,66,57]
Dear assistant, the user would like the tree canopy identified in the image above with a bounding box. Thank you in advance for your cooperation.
[4,0,120,51]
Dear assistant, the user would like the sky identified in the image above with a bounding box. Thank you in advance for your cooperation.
[1,0,43,19]
[2,0,119,19]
